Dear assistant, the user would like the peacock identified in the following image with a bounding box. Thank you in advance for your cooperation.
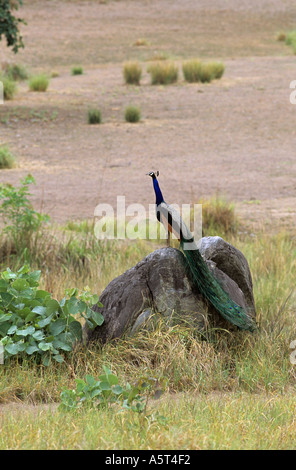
[147,171,256,331]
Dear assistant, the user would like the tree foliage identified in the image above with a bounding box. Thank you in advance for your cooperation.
[0,0,25,53]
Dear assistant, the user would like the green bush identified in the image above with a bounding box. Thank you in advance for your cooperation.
[29,74,49,92]
[182,59,202,83]
[285,30,296,46]
[87,108,102,124]
[0,145,17,169]
[124,105,141,123]
[59,366,167,412]
[71,65,83,76]
[182,60,225,83]
[123,61,142,85]
[0,266,103,365]
[0,175,49,249]
[147,61,178,85]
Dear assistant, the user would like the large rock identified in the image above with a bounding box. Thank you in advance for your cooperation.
[84,237,256,344]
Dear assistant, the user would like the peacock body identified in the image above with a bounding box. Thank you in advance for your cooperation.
[147,171,256,331]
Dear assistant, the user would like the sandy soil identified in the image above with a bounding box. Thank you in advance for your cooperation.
[0,0,295,232]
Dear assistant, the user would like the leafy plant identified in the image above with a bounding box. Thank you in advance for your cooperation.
[29,74,49,92]
[87,108,102,124]
[59,366,168,413]
[0,145,17,169]
[124,105,141,123]
[147,61,178,85]
[123,61,142,85]
[0,174,49,249]
[0,266,104,365]
[0,0,25,53]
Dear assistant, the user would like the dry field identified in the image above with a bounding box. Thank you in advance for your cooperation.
[0,0,295,231]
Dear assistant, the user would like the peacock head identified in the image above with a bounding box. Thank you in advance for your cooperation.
[146,171,159,179]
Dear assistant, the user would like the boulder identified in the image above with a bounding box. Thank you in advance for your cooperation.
[84,237,256,344]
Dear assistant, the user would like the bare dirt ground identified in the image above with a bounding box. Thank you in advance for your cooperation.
[0,0,296,232]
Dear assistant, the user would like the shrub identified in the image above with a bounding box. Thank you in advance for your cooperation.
[285,30,296,46]
[208,61,225,79]
[0,266,103,366]
[182,59,202,83]
[0,145,17,169]
[183,60,225,83]
[123,61,142,85]
[87,108,102,124]
[0,175,50,249]
[71,65,83,76]
[29,74,49,92]
[147,61,178,85]
[0,74,17,100]
[197,194,238,235]
[124,105,141,123]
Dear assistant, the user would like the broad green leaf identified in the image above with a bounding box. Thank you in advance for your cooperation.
[16,326,35,337]
[86,375,96,387]
[99,381,111,391]
[44,299,60,315]
[52,334,73,351]
[32,306,47,316]
[32,330,45,341]
[49,318,67,336]
[26,344,39,355]
[0,313,11,324]
[38,314,53,328]
[90,310,104,327]
[7,325,17,335]
[112,385,124,395]
[11,278,29,291]
[53,354,64,363]
[69,320,82,340]
[66,297,80,315]
[25,311,37,323]
[5,342,26,355]
[38,341,52,351]
[35,290,51,300]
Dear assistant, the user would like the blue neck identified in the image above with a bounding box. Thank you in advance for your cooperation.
[153,177,164,205]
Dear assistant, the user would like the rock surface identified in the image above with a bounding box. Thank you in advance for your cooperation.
[84,237,256,344]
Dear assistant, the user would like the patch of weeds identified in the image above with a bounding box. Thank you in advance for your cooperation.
[147,61,178,85]
[123,62,142,85]
[29,75,49,92]
[124,105,141,123]
[0,145,17,169]
[87,108,102,124]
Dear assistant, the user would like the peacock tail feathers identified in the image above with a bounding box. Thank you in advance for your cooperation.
[180,238,256,331]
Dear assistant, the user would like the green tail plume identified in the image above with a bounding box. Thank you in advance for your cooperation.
[180,238,256,331]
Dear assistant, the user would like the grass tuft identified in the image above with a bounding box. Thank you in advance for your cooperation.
[124,105,141,123]
[87,108,102,124]
[29,74,49,92]
[0,145,17,169]
[147,61,178,85]
[71,65,83,76]
[183,59,225,83]
[123,61,142,85]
